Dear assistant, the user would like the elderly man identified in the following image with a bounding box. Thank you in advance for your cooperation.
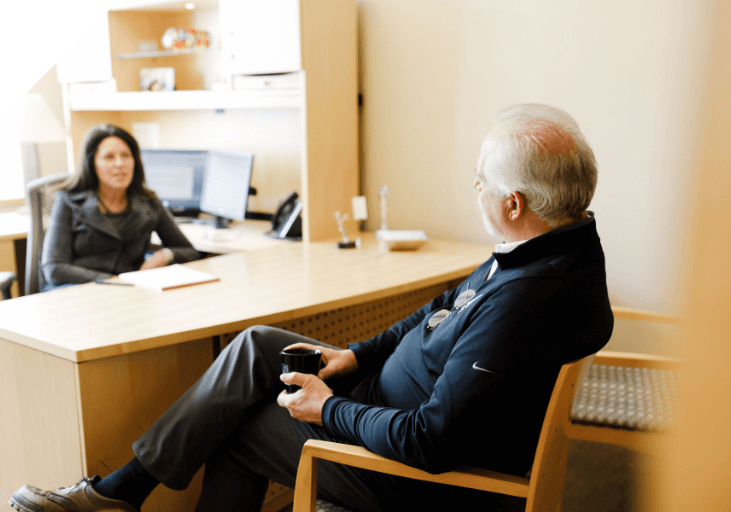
[9,104,613,512]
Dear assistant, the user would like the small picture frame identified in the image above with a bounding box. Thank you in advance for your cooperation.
[140,67,175,92]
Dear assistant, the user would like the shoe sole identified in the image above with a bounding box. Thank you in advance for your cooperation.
[8,495,44,512]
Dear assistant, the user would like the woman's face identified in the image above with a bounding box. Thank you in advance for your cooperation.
[94,136,135,194]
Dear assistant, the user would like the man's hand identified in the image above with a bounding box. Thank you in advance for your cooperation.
[277,373,334,425]
[282,343,358,381]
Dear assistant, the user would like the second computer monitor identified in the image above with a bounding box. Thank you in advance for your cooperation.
[199,150,255,223]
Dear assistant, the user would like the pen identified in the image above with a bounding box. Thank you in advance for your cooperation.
[99,281,134,286]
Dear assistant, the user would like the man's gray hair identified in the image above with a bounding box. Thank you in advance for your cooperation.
[478,103,597,227]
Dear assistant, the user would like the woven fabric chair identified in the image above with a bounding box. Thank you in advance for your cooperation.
[293,354,595,512]
[25,173,70,295]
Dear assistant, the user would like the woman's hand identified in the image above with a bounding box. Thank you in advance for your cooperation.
[283,343,358,381]
[139,250,168,271]
[277,373,334,425]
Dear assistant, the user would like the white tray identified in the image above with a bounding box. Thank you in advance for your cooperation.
[375,230,428,251]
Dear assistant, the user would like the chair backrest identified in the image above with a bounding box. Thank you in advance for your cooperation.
[526,353,595,511]
[25,173,70,295]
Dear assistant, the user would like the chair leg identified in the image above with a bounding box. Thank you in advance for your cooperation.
[293,445,318,512]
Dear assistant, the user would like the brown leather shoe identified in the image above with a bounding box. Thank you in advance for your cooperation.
[8,476,140,512]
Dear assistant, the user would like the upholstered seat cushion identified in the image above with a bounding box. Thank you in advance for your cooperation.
[316,499,351,512]
[571,364,680,431]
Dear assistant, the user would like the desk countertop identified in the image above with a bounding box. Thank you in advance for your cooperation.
[0,210,30,243]
[0,235,491,363]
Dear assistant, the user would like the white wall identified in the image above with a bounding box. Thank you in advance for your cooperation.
[357,0,714,314]
[28,67,68,179]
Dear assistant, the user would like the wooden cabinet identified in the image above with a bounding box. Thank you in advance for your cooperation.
[219,0,302,76]
[58,0,358,242]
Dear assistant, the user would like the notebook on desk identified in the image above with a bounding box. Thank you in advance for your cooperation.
[118,264,219,292]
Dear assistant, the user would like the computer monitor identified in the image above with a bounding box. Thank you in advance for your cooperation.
[140,149,207,216]
[199,150,255,227]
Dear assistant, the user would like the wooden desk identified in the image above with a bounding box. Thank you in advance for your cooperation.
[0,210,30,296]
[0,210,30,243]
[0,235,491,511]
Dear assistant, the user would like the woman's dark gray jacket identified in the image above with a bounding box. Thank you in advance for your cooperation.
[41,190,199,289]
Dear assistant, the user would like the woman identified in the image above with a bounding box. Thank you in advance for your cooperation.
[41,124,200,291]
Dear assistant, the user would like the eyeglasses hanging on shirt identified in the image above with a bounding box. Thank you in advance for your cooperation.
[427,287,477,331]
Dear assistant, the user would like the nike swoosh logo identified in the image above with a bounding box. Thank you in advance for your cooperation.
[472,362,494,373]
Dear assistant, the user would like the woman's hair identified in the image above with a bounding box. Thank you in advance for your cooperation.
[61,124,156,199]
[477,103,597,227]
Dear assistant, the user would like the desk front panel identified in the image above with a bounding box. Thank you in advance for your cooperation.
[0,336,215,512]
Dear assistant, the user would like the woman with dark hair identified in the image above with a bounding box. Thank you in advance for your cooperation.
[41,124,199,291]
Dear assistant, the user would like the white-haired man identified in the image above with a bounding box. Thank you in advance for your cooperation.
[10,104,613,512]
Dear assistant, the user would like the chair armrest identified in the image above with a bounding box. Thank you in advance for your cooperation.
[611,305,681,324]
[593,350,683,370]
[0,272,17,300]
[293,440,529,512]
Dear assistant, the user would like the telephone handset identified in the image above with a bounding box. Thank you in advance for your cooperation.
[267,191,303,241]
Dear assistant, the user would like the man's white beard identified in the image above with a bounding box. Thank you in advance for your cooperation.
[478,190,501,238]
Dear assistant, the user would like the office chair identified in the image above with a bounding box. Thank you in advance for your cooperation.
[293,354,596,512]
[0,272,17,300]
[25,173,70,295]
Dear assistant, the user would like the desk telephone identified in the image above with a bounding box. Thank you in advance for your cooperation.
[267,191,302,241]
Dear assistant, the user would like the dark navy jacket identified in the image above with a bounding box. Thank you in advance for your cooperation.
[322,216,613,477]
[42,190,199,289]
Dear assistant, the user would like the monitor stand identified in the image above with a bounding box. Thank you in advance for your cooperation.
[186,216,230,229]
[212,216,230,229]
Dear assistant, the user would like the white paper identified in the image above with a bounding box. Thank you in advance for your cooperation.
[118,264,219,292]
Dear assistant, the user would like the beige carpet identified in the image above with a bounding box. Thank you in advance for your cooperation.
[561,439,649,512]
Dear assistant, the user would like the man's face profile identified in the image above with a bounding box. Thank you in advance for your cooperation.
[474,137,505,239]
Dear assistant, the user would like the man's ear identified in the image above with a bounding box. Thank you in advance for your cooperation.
[507,191,525,220]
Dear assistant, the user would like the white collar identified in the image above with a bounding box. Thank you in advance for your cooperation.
[494,239,528,254]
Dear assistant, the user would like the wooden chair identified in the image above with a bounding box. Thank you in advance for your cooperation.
[567,307,683,454]
[293,354,595,512]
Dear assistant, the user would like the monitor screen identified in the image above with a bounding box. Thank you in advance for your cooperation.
[140,149,207,215]
[199,150,255,222]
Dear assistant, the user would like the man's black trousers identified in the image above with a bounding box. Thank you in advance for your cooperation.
[132,325,499,512]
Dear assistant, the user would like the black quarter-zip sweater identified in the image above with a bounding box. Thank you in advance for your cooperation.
[322,215,614,479]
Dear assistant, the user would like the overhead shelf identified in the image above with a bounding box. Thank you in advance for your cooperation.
[67,89,302,111]
[113,47,212,60]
